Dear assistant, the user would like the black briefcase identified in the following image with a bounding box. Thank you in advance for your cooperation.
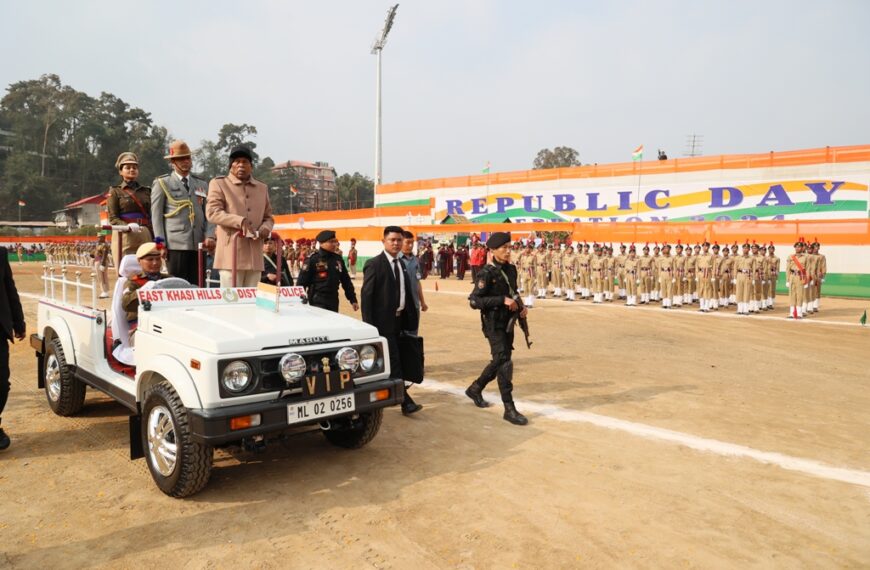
[397,333,425,383]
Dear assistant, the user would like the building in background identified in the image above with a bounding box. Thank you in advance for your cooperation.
[53,193,105,230]
[271,160,337,211]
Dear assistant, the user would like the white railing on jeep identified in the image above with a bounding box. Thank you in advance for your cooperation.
[42,264,98,308]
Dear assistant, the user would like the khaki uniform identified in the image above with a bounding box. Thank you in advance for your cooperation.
[696,252,713,311]
[786,251,808,317]
[734,254,755,314]
[577,250,591,297]
[719,254,733,305]
[590,253,606,302]
[93,242,111,296]
[534,250,549,297]
[623,256,639,305]
[107,181,153,257]
[814,251,827,311]
[685,252,697,303]
[767,253,780,309]
[615,252,627,297]
[638,254,654,302]
[672,253,686,306]
[549,250,563,294]
[657,254,675,307]
[803,251,818,311]
[561,251,577,300]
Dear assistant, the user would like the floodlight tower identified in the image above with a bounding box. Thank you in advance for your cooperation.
[372,4,399,187]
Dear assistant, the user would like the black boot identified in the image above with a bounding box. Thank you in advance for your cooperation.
[465,382,490,408]
[0,427,9,451]
[401,391,423,416]
[503,402,528,426]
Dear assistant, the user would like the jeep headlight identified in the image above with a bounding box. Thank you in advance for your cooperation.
[222,361,253,393]
[336,347,359,372]
[279,353,306,382]
[359,345,377,372]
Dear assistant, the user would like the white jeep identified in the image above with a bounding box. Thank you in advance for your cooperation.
[29,267,402,497]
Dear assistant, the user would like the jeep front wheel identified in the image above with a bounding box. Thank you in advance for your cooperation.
[142,381,213,498]
[323,409,383,449]
[43,338,86,416]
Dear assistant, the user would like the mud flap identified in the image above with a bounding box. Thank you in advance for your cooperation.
[129,415,144,460]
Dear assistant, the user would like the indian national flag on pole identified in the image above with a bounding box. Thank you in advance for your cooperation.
[632,145,643,162]
[289,186,299,196]
[482,161,491,174]
[18,200,26,207]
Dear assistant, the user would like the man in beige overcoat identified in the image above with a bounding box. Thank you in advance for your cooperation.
[206,146,274,287]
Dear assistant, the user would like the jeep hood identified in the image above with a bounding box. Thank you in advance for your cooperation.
[143,304,380,354]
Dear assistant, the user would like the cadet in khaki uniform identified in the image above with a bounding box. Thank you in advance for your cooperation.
[577,243,591,299]
[93,234,111,298]
[766,243,780,310]
[549,245,563,297]
[604,245,616,302]
[803,241,818,314]
[695,242,713,312]
[623,245,639,306]
[718,245,732,307]
[534,244,549,298]
[519,244,536,306]
[615,244,628,299]
[589,245,606,303]
[672,243,686,307]
[684,245,696,304]
[651,244,662,301]
[562,245,577,301]
[107,152,153,259]
[786,240,809,318]
[734,243,755,315]
[812,242,826,312]
[709,243,722,310]
[638,244,654,304]
[749,242,764,312]
[657,244,675,308]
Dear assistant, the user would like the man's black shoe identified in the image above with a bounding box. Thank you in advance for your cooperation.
[503,403,528,426]
[0,427,10,451]
[401,393,423,416]
[465,384,490,408]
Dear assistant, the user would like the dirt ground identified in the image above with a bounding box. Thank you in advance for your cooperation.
[1,262,869,569]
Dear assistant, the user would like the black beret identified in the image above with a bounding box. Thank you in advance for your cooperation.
[316,230,336,243]
[229,146,254,163]
[486,232,511,249]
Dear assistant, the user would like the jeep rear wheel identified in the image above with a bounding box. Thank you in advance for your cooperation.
[323,409,383,449]
[142,381,213,498]
[43,338,86,416]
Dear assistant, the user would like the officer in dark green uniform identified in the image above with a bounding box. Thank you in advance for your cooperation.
[296,230,358,313]
[466,232,529,426]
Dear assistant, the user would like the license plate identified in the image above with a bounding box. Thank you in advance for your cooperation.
[287,393,355,425]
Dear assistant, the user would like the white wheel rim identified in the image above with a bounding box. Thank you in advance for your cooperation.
[45,354,61,402]
[147,405,178,477]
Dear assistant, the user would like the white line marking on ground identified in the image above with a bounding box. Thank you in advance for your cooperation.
[423,287,864,328]
[419,378,870,489]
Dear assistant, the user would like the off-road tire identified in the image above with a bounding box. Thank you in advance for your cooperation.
[323,409,383,449]
[43,337,86,416]
[141,381,213,498]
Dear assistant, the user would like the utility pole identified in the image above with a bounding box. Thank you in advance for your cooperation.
[684,133,704,157]
[371,4,399,187]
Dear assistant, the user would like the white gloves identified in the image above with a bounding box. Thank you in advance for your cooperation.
[785,281,790,289]
[672,278,676,283]
[127,222,141,233]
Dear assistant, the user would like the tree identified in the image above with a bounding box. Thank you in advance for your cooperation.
[532,146,581,169]
[215,123,259,164]
[193,139,224,180]
[335,172,374,210]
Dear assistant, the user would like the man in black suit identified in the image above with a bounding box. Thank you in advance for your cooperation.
[0,247,26,450]
[361,226,421,415]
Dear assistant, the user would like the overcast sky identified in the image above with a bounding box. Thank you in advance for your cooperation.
[3,0,868,182]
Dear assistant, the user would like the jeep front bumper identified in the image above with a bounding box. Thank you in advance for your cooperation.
[186,378,404,445]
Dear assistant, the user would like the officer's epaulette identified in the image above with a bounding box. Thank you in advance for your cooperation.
[155,173,171,179]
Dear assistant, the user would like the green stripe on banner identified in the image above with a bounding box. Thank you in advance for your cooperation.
[670,200,867,222]
[376,198,432,207]
[7,253,47,262]
[773,272,870,298]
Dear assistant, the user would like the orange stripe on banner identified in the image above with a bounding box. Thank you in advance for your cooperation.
[0,236,99,243]
[375,145,870,195]
[276,220,870,246]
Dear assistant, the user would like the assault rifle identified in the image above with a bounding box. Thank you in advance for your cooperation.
[507,294,533,349]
